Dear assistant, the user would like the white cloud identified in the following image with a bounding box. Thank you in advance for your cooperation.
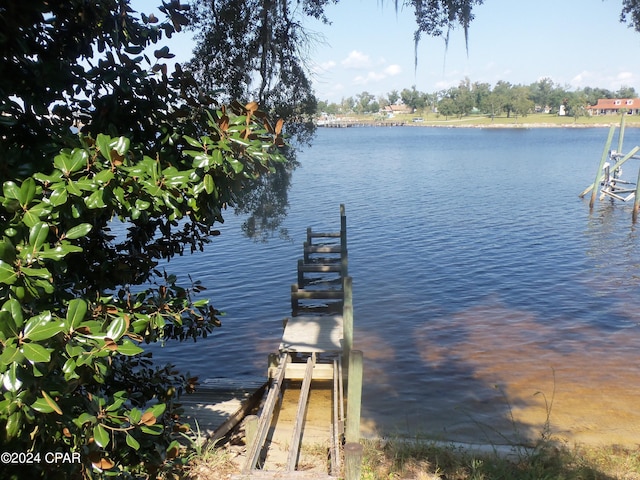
[617,71,634,82]
[341,50,372,69]
[384,64,402,76]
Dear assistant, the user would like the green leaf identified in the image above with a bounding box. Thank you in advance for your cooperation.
[125,433,140,450]
[0,239,16,264]
[129,408,142,425]
[66,299,88,330]
[2,298,23,328]
[117,339,143,356]
[96,134,112,162]
[23,312,65,341]
[39,244,83,261]
[0,343,23,367]
[65,223,92,239]
[140,424,163,435]
[19,178,36,206]
[203,174,215,195]
[93,424,110,448]
[29,222,49,252]
[5,412,21,439]
[0,260,17,285]
[2,363,22,391]
[183,135,203,148]
[21,267,52,279]
[85,189,106,209]
[48,188,68,207]
[21,342,51,363]
[54,149,87,175]
[3,181,20,200]
[106,316,127,342]
[109,136,130,156]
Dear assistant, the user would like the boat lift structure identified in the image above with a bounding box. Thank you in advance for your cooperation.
[579,116,640,221]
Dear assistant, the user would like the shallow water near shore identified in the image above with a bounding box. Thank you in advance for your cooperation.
[153,126,640,447]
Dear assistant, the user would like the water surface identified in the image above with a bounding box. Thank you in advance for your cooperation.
[156,126,640,446]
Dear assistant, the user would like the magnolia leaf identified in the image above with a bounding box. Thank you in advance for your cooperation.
[125,433,140,450]
[3,181,20,200]
[65,223,92,240]
[21,342,51,363]
[105,316,127,342]
[96,134,112,162]
[2,363,22,391]
[19,177,36,206]
[23,312,65,341]
[5,412,21,439]
[66,298,88,330]
[41,390,62,415]
[116,339,143,356]
[0,260,17,285]
[2,298,23,329]
[29,223,50,252]
[93,424,110,448]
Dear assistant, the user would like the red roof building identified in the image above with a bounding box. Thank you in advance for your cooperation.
[587,98,640,116]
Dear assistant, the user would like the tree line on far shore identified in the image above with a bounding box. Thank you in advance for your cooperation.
[317,78,639,120]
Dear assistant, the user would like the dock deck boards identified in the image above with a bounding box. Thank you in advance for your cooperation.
[280,315,344,353]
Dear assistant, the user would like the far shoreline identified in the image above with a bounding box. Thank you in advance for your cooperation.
[316,113,640,130]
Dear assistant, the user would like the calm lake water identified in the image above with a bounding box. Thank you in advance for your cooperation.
[155,126,640,446]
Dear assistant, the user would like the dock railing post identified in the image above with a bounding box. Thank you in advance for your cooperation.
[345,349,363,443]
[343,276,353,360]
[345,349,363,480]
[633,166,640,222]
[588,125,616,208]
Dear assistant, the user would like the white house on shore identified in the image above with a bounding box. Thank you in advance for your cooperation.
[587,98,640,116]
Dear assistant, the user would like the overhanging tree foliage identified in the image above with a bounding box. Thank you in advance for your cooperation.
[0,1,286,478]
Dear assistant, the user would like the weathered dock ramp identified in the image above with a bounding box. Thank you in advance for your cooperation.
[232,205,363,480]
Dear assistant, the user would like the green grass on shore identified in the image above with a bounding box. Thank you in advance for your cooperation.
[324,112,640,128]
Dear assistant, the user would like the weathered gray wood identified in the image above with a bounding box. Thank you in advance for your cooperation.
[345,350,363,444]
[304,245,343,254]
[343,276,353,358]
[232,472,337,480]
[209,383,267,443]
[268,361,334,380]
[330,357,341,477]
[583,124,615,204]
[280,315,344,353]
[243,353,289,473]
[291,289,344,300]
[344,442,363,480]
[287,355,316,471]
[633,167,640,222]
[245,415,259,450]
[299,264,343,273]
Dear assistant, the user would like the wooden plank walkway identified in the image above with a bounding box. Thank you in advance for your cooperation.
[233,204,363,480]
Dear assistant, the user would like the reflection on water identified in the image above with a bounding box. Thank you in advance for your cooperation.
[154,127,640,447]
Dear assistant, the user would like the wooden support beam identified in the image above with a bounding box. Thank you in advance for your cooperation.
[243,353,289,473]
[345,350,363,444]
[633,167,640,222]
[268,362,335,380]
[586,125,615,206]
[291,289,344,300]
[304,245,343,255]
[287,355,316,471]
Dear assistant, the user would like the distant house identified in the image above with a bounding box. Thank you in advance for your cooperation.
[383,104,413,115]
[587,98,640,116]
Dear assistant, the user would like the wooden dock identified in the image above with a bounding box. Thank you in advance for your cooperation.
[227,204,363,480]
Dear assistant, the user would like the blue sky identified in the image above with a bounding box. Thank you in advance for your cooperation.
[142,0,640,102]
[302,0,640,102]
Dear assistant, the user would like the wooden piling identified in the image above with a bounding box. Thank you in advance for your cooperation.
[244,415,258,449]
[586,125,615,207]
[633,167,640,223]
[344,442,364,480]
[345,350,363,444]
[343,276,353,359]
